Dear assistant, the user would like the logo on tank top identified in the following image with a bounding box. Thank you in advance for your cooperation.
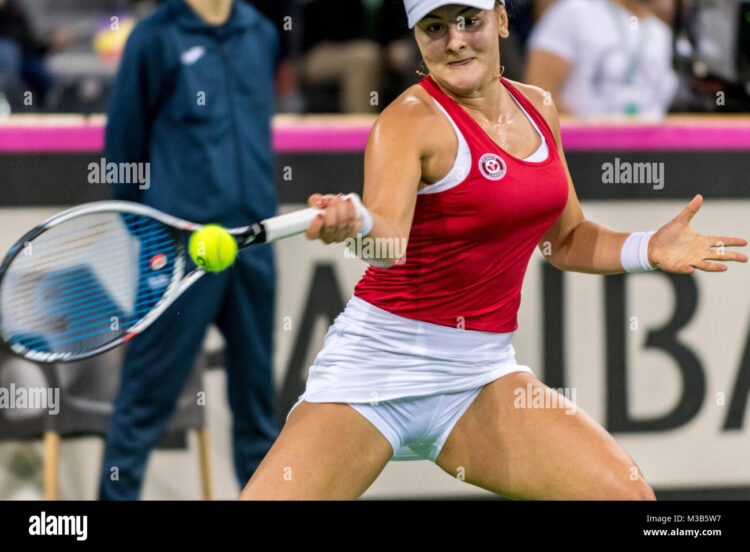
[478,153,507,181]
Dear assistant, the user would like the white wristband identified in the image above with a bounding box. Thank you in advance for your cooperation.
[342,193,396,267]
[621,231,657,273]
[344,193,372,237]
[358,205,373,237]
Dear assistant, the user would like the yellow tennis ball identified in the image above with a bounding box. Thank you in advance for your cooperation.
[189,224,237,272]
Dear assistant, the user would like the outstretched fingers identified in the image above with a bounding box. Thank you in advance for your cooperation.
[694,261,727,273]
[676,194,703,225]
[700,235,749,269]
[706,235,749,249]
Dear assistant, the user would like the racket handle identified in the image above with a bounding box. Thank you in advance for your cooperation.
[262,207,324,242]
[262,193,368,242]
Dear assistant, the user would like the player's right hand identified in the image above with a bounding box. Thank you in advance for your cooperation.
[306,194,363,244]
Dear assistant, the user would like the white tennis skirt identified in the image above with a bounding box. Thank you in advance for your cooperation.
[294,295,534,405]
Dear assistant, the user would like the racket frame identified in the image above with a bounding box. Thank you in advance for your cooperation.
[0,195,363,363]
[0,202,199,363]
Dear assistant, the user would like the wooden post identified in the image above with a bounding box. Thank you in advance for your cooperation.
[197,428,213,500]
[43,431,59,500]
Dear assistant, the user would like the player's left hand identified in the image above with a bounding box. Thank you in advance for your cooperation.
[648,194,748,273]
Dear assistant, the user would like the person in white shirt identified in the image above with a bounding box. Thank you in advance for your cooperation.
[525,0,678,117]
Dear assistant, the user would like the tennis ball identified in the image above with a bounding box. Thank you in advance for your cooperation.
[189,224,237,272]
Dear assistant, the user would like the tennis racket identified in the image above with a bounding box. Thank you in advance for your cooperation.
[0,195,364,363]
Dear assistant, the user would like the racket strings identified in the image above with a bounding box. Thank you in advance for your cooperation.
[0,212,179,355]
[3,237,171,312]
[7,226,169,284]
[8,274,170,335]
[4,231,174,314]
[6,214,168,273]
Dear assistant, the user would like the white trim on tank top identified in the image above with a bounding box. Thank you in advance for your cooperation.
[418,93,549,195]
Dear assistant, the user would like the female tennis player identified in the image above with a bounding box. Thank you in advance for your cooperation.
[240,0,747,500]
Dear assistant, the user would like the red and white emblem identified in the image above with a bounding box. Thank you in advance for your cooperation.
[150,253,167,271]
[478,153,506,181]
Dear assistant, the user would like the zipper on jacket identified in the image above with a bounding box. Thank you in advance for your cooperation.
[219,35,248,223]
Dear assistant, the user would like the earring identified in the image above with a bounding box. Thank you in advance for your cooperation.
[416,59,429,77]
[498,65,505,79]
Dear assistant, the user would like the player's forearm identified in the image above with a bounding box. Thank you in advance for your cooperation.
[553,220,632,275]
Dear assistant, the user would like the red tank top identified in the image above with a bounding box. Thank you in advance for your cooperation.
[354,76,569,333]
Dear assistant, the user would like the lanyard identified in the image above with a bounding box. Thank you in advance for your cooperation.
[605,0,651,86]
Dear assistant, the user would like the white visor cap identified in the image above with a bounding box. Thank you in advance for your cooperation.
[404,0,503,29]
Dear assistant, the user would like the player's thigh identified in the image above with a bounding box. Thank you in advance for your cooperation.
[239,400,393,500]
[435,372,655,500]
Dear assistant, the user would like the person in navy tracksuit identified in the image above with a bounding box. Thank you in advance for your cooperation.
[99,0,279,499]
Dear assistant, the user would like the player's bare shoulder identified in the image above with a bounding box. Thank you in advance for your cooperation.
[368,84,450,155]
[381,83,442,124]
[506,79,561,135]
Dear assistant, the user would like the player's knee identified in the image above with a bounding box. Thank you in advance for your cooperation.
[634,479,656,501]
[610,475,656,501]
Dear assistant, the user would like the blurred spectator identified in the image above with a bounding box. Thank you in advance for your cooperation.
[651,0,677,23]
[533,0,560,18]
[377,0,421,106]
[247,0,292,54]
[246,0,301,111]
[525,0,678,117]
[100,0,280,500]
[671,0,750,112]
[532,0,675,22]
[299,0,383,113]
[0,0,71,109]
[499,0,534,81]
